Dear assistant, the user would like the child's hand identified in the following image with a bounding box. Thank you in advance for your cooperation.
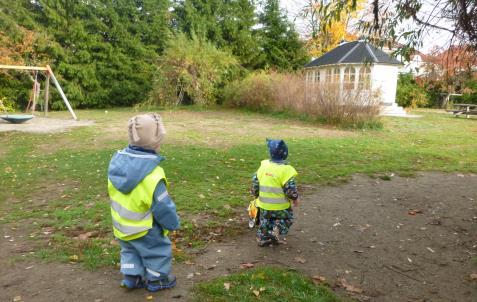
[292,199,300,207]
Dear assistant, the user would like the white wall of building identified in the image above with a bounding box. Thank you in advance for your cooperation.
[371,64,399,106]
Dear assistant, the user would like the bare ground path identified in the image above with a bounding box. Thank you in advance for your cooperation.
[1,173,476,302]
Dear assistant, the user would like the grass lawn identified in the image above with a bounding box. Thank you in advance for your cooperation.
[0,108,476,270]
[192,266,344,302]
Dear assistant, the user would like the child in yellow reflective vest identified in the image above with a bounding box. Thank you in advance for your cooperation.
[107,113,180,291]
[250,139,299,246]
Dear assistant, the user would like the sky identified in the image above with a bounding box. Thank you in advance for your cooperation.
[279,0,453,54]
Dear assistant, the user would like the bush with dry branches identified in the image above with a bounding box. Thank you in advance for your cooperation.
[224,71,381,128]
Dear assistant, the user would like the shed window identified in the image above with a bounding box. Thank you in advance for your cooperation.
[358,67,371,90]
[333,67,340,83]
[314,70,320,83]
[344,67,356,89]
[326,69,332,83]
[306,70,313,83]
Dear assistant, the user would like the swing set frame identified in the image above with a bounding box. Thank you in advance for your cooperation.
[0,64,77,120]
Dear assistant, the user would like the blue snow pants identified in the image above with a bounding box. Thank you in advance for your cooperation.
[118,223,172,281]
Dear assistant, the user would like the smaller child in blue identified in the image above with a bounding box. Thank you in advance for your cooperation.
[108,113,180,291]
[251,139,299,246]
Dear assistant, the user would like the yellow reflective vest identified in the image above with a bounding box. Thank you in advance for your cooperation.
[256,159,298,211]
[108,166,167,241]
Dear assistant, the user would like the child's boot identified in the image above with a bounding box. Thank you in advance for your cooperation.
[120,275,144,289]
[271,225,280,244]
[146,274,177,292]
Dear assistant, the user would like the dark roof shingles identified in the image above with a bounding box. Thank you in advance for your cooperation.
[305,41,401,67]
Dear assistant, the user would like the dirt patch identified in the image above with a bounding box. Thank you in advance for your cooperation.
[98,110,354,149]
[0,116,94,133]
[1,173,476,302]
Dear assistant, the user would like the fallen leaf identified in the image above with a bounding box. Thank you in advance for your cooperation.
[224,282,231,291]
[79,231,99,240]
[338,278,363,294]
[470,273,477,281]
[240,263,255,269]
[259,287,266,292]
[69,254,79,262]
[110,239,119,246]
[312,275,326,284]
[252,290,260,297]
[198,194,205,199]
[146,295,153,300]
[294,257,306,264]
[13,296,22,302]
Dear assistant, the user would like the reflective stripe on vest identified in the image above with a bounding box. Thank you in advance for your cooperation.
[108,165,166,241]
[112,218,150,236]
[259,185,284,194]
[111,199,152,221]
[259,196,288,204]
[256,159,297,211]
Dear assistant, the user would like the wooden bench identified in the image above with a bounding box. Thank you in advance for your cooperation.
[446,104,477,118]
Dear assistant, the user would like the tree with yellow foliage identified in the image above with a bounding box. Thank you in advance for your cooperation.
[301,0,366,58]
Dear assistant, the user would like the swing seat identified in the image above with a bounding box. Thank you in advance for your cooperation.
[0,114,34,124]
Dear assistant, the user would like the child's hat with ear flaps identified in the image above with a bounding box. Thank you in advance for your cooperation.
[128,113,166,150]
[266,138,288,161]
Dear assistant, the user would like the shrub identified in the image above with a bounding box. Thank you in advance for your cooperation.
[148,33,239,107]
[461,79,477,104]
[0,96,15,112]
[223,72,275,111]
[424,80,448,108]
[224,71,381,128]
[396,73,429,108]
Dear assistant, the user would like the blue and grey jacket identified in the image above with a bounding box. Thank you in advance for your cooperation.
[108,145,180,233]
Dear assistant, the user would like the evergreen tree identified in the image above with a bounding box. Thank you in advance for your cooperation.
[173,0,262,69]
[257,0,309,70]
[0,0,171,108]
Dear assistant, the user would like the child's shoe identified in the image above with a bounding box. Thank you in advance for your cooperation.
[258,239,273,247]
[120,275,144,289]
[146,275,177,292]
[248,218,255,229]
[272,225,280,238]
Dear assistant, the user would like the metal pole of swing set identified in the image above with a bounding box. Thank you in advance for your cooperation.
[46,65,77,120]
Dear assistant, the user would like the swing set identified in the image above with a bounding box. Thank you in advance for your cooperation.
[0,64,77,121]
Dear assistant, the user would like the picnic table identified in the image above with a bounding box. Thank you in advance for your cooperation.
[446,103,477,118]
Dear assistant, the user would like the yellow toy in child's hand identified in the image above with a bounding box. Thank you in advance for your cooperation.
[248,199,259,228]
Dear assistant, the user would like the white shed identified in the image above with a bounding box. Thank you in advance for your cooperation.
[304,40,406,116]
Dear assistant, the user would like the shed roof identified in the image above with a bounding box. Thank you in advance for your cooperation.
[305,41,402,68]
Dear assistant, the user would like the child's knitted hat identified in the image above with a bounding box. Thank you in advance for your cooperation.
[128,113,166,151]
[266,138,288,161]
